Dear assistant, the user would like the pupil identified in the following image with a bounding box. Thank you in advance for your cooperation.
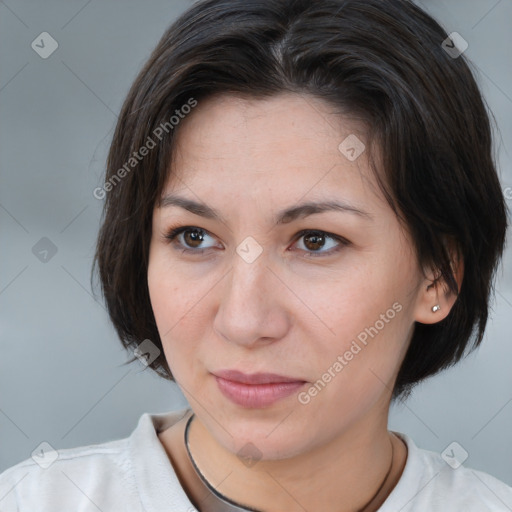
[305,232,324,251]
[185,229,203,247]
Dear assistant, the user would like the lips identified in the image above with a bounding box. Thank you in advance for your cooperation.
[212,369,305,385]
[212,369,307,408]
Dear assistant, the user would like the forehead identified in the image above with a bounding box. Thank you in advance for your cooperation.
[172,92,367,159]
[162,92,384,212]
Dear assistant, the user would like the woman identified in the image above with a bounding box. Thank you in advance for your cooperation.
[1,0,510,510]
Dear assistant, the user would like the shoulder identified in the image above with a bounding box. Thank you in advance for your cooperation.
[381,432,512,512]
[0,436,138,511]
[0,408,193,512]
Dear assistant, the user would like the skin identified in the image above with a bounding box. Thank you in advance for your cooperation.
[148,93,463,512]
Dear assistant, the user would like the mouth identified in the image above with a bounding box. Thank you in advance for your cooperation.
[211,369,308,408]
[212,369,306,384]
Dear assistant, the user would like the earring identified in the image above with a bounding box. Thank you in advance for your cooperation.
[432,304,441,312]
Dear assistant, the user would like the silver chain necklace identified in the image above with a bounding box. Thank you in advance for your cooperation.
[184,413,395,512]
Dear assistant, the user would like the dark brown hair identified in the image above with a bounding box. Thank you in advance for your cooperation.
[91,0,508,401]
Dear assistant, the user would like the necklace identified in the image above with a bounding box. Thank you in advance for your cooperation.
[184,413,395,512]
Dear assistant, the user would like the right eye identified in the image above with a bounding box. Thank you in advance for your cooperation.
[164,225,220,254]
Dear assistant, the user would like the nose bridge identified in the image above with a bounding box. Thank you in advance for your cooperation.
[226,243,273,316]
[213,241,288,345]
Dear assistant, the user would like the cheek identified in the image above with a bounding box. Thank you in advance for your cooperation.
[147,254,204,371]
[148,249,209,334]
[292,263,389,351]
[298,314,408,423]
[147,250,234,392]
[297,267,410,403]
[147,261,178,336]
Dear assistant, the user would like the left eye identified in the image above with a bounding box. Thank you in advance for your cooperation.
[293,229,347,257]
[164,226,349,257]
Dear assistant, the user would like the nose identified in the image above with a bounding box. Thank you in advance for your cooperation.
[213,248,290,348]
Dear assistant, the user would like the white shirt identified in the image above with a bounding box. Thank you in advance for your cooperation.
[1,407,511,511]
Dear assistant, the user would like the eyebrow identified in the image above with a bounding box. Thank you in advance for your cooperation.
[158,194,373,224]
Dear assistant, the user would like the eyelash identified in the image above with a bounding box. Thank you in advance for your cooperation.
[163,225,350,258]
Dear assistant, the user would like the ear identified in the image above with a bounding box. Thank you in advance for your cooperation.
[414,237,464,325]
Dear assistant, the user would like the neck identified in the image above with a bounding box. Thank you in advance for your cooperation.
[186,410,406,512]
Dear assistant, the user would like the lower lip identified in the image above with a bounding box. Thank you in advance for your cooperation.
[214,376,306,408]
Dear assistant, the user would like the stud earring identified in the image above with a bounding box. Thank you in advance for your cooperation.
[432,304,441,312]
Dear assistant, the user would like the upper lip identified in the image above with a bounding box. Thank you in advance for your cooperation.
[212,369,306,385]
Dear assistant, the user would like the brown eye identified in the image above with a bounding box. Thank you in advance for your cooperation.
[293,230,349,258]
[164,226,218,253]
[182,228,205,248]
[303,232,326,251]
[164,226,348,258]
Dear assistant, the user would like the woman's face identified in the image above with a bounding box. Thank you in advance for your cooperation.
[148,93,429,459]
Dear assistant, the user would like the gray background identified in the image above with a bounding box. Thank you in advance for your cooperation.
[1,0,511,486]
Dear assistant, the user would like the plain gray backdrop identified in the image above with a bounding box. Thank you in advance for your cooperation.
[1,0,511,486]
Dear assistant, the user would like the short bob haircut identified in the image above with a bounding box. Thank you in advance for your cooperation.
[92,0,508,401]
